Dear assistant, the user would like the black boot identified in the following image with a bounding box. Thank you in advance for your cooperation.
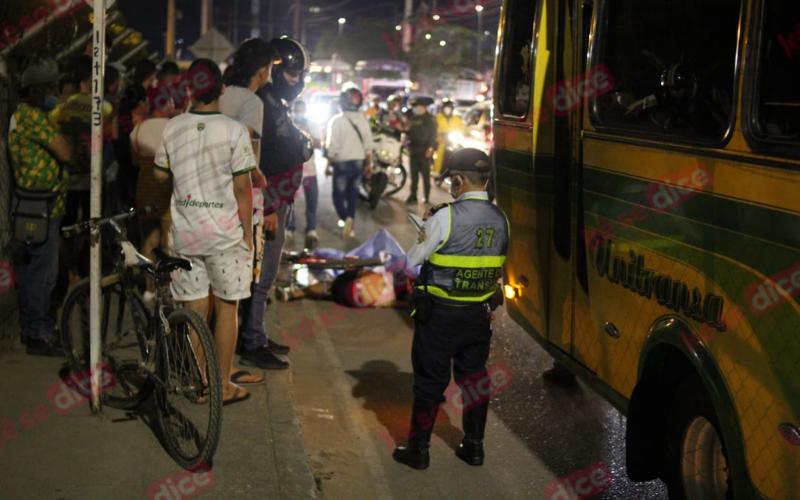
[456,399,489,466]
[392,395,440,470]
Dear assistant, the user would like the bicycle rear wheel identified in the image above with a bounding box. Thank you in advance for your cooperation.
[155,308,222,470]
[60,277,153,409]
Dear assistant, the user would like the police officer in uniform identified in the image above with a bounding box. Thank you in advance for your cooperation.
[393,148,509,470]
[405,97,438,204]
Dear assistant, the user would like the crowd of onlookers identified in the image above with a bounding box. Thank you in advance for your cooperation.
[8,28,479,405]
[7,35,392,405]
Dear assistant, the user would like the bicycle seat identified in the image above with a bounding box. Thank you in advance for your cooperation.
[152,248,192,273]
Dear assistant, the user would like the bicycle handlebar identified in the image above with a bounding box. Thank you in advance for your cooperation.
[61,205,158,238]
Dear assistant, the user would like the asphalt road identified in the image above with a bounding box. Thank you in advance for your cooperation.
[274,153,669,499]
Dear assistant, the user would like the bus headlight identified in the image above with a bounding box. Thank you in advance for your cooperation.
[504,284,519,299]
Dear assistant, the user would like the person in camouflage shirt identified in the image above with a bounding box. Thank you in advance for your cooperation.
[8,64,73,357]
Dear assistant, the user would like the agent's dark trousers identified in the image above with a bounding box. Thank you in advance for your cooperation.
[411,301,492,402]
[408,149,432,200]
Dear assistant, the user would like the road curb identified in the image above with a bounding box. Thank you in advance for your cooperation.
[264,295,318,499]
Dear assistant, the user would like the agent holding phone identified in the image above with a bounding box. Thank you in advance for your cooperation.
[393,148,509,470]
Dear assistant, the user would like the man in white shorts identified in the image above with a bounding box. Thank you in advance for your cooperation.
[154,58,256,406]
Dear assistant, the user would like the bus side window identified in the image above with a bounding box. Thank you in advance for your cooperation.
[497,0,538,118]
[592,0,741,143]
[750,0,800,156]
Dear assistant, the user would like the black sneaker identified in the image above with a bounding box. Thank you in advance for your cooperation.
[26,335,65,357]
[405,195,418,204]
[268,339,291,355]
[240,345,289,370]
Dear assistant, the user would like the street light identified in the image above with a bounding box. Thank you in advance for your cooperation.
[439,40,446,46]
[395,24,402,31]
[475,5,484,71]
[432,14,440,20]
[338,17,346,36]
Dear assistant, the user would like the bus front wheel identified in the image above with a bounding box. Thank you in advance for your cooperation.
[664,374,733,500]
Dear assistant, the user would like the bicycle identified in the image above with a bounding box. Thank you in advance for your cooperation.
[60,206,222,469]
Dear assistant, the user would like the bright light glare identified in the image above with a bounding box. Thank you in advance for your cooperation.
[395,25,402,31]
[448,131,464,144]
[309,104,329,124]
[324,66,332,73]
[475,5,484,12]
[439,40,446,46]
[425,33,432,40]
[432,14,440,20]
[504,285,517,299]
[304,76,311,83]
[338,17,346,24]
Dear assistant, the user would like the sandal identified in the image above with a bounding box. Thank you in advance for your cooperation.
[231,370,265,386]
[223,386,251,407]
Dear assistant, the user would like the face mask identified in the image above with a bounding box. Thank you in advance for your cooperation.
[294,112,305,120]
[448,176,462,199]
[444,108,452,117]
[43,94,58,112]
[412,107,422,116]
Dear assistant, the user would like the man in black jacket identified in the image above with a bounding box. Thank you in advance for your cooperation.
[405,97,438,204]
[238,37,312,370]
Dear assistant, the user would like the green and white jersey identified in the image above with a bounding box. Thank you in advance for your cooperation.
[155,110,256,256]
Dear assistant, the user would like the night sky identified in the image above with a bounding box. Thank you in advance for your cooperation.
[117,0,501,61]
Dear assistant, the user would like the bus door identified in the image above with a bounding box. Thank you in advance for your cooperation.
[493,0,553,341]
[544,0,579,357]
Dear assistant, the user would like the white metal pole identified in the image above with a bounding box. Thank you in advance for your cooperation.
[90,0,107,413]
[402,0,412,53]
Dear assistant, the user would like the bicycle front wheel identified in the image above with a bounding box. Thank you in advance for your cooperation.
[60,277,153,409]
[155,308,222,470]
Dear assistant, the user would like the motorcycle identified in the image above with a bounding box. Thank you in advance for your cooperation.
[360,127,408,209]
[434,130,464,187]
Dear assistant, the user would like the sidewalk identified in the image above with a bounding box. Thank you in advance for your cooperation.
[0,300,317,500]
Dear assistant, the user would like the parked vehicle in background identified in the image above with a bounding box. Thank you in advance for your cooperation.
[453,98,478,118]
[355,60,412,99]
[307,59,354,93]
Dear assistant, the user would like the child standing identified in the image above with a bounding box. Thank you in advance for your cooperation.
[153,58,256,406]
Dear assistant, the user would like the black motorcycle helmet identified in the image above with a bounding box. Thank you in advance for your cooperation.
[269,36,311,102]
[442,98,455,109]
[660,62,697,99]
[340,87,364,112]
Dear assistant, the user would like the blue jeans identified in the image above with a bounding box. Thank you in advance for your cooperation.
[241,202,292,350]
[18,216,62,341]
[287,175,318,233]
[332,160,364,222]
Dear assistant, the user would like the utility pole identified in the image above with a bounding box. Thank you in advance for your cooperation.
[476,5,483,71]
[402,0,413,52]
[201,0,213,34]
[293,0,301,39]
[268,0,275,40]
[166,0,175,58]
[251,0,260,38]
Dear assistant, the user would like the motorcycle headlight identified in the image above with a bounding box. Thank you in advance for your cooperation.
[448,131,464,145]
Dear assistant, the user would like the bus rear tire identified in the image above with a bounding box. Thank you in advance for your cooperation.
[664,374,733,500]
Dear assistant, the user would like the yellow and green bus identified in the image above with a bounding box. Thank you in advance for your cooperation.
[492,0,800,498]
